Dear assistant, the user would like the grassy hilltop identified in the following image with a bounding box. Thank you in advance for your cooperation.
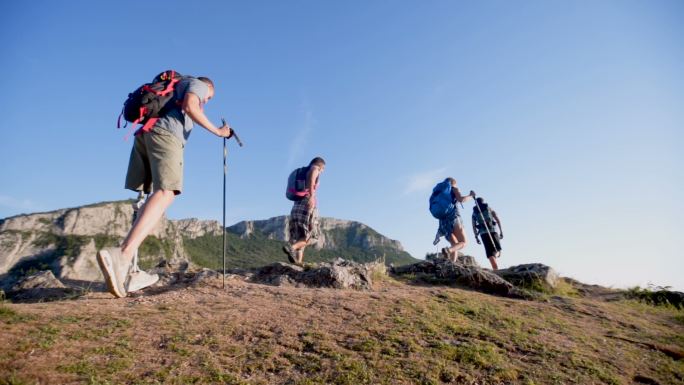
[1,275,682,385]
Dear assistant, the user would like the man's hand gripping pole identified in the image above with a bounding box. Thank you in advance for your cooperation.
[222,118,243,147]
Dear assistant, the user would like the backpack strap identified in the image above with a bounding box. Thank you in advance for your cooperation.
[117,107,125,129]
[142,71,181,97]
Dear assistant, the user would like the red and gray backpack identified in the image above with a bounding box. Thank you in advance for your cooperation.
[117,70,184,138]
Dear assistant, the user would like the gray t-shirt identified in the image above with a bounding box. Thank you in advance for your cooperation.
[152,77,209,144]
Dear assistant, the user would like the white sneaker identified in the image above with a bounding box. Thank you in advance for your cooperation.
[126,270,159,292]
[97,247,130,298]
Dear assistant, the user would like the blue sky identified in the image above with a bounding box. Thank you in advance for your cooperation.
[1,1,682,290]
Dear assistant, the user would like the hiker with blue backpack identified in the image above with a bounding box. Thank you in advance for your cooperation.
[472,197,503,270]
[283,157,326,265]
[430,178,476,262]
[98,71,234,298]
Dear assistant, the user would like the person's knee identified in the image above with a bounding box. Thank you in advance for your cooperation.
[156,189,176,201]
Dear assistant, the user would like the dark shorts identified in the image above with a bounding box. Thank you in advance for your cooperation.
[481,232,502,258]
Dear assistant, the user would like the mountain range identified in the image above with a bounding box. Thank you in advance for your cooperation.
[0,200,417,289]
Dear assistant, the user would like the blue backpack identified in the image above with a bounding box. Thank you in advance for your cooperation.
[429,179,455,219]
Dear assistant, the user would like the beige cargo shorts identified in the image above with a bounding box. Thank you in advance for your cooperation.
[125,128,184,195]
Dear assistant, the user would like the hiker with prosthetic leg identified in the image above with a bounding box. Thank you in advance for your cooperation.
[472,197,503,270]
[98,74,233,298]
[430,177,475,262]
[283,157,326,265]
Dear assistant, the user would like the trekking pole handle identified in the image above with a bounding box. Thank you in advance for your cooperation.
[222,118,244,147]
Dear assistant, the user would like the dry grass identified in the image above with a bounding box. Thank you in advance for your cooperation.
[0,277,682,385]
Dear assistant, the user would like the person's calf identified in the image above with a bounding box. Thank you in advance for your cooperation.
[121,189,175,256]
[292,239,307,251]
[488,257,498,270]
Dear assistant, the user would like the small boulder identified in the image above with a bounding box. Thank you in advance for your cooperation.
[9,270,81,302]
[299,259,372,290]
[12,270,65,290]
[493,263,559,291]
[251,263,304,286]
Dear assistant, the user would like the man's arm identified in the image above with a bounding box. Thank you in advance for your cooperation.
[183,93,232,137]
[306,166,320,195]
[493,211,503,238]
[306,165,321,208]
[453,187,475,203]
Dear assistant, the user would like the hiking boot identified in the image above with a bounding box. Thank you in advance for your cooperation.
[126,270,159,292]
[97,247,131,298]
[282,244,297,264]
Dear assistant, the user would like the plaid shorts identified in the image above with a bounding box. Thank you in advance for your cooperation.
[436,212,463,240]
[289,198,319,243]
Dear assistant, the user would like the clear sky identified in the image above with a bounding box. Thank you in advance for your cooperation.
[1,1,682,290]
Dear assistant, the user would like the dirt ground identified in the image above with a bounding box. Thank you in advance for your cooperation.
[1,276,683,385]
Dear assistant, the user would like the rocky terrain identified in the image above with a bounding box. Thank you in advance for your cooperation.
[1,202,683,384]
[1,264,683,384]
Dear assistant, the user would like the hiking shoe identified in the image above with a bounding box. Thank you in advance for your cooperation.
[126,270,159,292]
[282,244,297,264]
[97,247,130,298]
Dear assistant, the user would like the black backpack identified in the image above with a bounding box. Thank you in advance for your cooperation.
[117,70,184,134]
[474,204,497,233]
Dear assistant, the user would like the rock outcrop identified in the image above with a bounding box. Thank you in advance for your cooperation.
[249,259,385,290]
[434,261,529,299]
[392,257,539,299]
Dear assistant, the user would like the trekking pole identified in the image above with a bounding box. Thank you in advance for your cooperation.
[131,191,146,274]
[473,194,498,258]
[222,134,226,288]
[221,118,243,289]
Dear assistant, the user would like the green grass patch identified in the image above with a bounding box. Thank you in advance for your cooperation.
[626,285,684,309]
[29,325,60,349]
[0,305,36,324]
